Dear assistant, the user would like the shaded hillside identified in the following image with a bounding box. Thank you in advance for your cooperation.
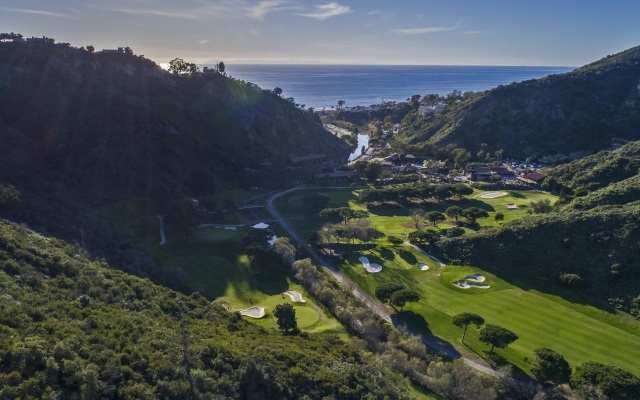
[398,45,640,160]
[540,140,640,209]
[433,204,640,315]
[0,218,409,399]
[0,42,347,199]
[542,140,640,193]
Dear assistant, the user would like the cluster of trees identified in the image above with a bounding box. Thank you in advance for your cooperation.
[374,283,420,311]
[0,32,22,41]
[452,313,518,353]
[315,207,385,251]
[359,182,473,205]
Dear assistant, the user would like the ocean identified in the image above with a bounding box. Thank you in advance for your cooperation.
[225,64,574,110]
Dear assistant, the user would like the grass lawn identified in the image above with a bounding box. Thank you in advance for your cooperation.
[276,187,640,376]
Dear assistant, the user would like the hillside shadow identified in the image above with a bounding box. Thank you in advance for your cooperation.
[490,269,618,313]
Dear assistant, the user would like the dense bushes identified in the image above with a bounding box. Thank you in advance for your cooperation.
[0,219,411,399]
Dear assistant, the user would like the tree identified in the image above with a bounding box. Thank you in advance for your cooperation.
[479,324,518,353]
[425,211,445,226]
[274,237,297,265]
[375,283,404,303]
[410,208,425,229]
[319,208,343,224]
[408,229,439,244]
[273,87,283,96]
[445,206,463,222]
[273,303,299,335]
[572,362,640,400]
[364,162,382,182]
[531,347,571,384]
[391,289,420,311]
[531,199,553,214]
[494,212,505,221]
[388,235,404,247]
[168,58,198,75]
[463,207,489,225]
[86,45,95,53]
[452,312,485,343]
[337,100,345,110]
[452,148,471,170]
[217,61,225,74]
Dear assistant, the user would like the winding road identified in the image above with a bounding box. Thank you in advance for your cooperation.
[266,185,497,377]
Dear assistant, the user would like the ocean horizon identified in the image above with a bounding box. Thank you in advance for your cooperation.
[223,64,575,110]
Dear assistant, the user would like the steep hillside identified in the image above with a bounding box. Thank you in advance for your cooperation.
[398,45,640,160]
[0,218,410,399]
[0,42,347,199]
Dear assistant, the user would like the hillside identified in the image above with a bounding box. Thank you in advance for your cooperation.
[0,41,347,200]
[397,45,640,160]
[0,218,413,399]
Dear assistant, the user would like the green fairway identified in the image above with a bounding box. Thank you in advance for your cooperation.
[97,198,346,337]
[341,245,640,376]
[276,187,640,376]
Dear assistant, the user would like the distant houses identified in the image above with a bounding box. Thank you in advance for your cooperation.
[101,47,133,55]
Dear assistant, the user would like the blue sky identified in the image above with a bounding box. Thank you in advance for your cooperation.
[1,0,639,66]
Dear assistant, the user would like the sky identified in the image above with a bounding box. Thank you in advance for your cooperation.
[1,0,639,66]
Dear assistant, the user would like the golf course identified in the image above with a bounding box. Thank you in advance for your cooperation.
[274,186,640,376]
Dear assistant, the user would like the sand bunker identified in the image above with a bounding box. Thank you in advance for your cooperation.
[252,222,269,229]
[452,274,490,289]
[419,263,430,271]
[239,307,265,318]
[479,191,508,199]
[358,256,382,273]
[465,274,486,282]
[284,290,305,302]
[506,203,519,209]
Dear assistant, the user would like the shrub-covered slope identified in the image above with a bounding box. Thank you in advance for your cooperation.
[0,42,347,198]
[0,219,409,399]
[398,45,640,159]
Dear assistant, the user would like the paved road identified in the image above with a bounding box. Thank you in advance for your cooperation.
[266,185,497,377]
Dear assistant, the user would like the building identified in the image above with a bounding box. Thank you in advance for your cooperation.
[518,171,547,185]
[25,36,54,44]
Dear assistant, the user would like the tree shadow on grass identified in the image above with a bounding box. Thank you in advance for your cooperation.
[508,191,526,199]
[379,247,395,261]
[460,199,496,212]
[399,250,418,265]
[485,351,529,378]
[392,311,462,359]
[392,311,432,336]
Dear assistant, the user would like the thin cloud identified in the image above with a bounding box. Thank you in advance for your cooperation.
[392,24,459,35]
[0,7,75,19]
[298,2,352,21]
[246,1,296,20]
[463,30,486,35]
[113,8,202,20]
